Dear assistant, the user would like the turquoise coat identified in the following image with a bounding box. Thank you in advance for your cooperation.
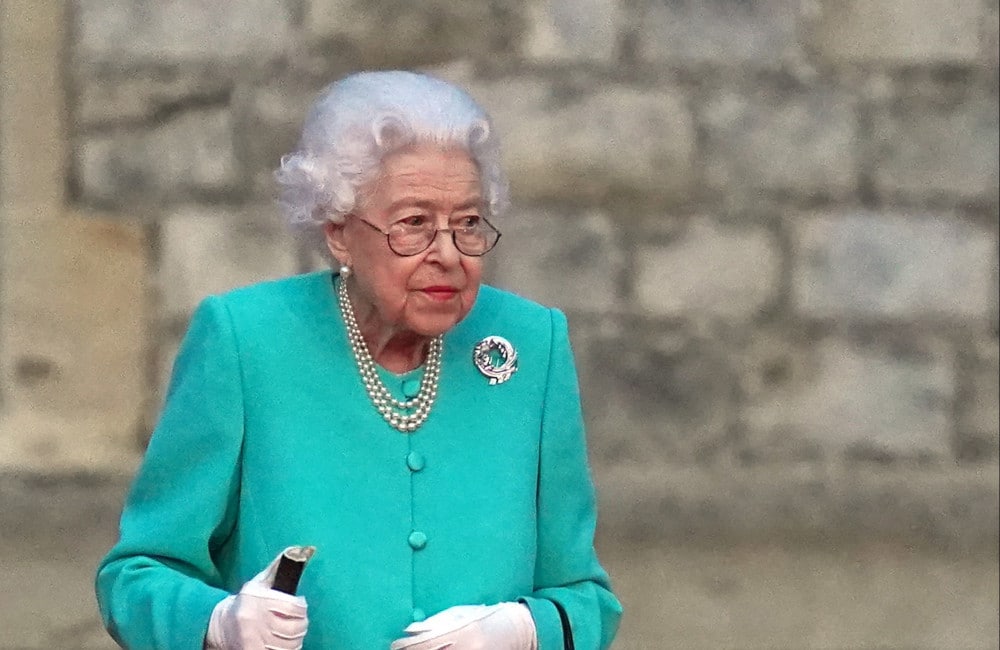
[96,271,622,649]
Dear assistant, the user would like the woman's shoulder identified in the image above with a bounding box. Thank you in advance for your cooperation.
[210,271,332,310]
[474,284,555,321]
[192,271,336,336]
[460,284,568,349]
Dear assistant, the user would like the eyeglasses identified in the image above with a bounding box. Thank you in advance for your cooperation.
[354,215,502,257]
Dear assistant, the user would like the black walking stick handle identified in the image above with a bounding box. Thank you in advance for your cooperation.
[271,546,315,595]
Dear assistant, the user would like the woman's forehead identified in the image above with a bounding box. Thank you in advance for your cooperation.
[366,146,482,208]
[385,195,482,212]
[379,144,478,176]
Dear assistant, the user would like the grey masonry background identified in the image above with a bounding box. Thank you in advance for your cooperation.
[62,0,1000,547]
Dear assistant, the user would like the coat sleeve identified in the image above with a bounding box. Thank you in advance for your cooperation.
[95,296,244,649]
[519,308,623,650]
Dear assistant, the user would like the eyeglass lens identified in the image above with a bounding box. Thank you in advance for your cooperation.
[388,221,500,256]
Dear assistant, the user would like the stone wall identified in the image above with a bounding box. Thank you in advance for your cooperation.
[0,0,146,473]
[2,0,998,546]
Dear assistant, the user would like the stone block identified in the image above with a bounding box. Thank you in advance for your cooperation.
[304,0,526,66]
[956,339,1000,462]
[597,463,999,553]
[1,0,64,52]
[74,0,294,64]
[0,0,66,210]
[76,108,239,207]
[702,88,857,199]
[0,210,147,471]
[793,212,996,321]
[157,204,299,320]
[1,211,146,415]
[486,207,624,313]
[444,72,696,205]
[236,83,326,197]
[810,0,983,64]
[74,66,234,128]
[872,91,999,202]
[733,328,822,463]
[639,0,802,66]
[524,0,622,62]
[635,218,780,321]
[741,336,954,461]
[574,320,736,466]
[984,0,999,66]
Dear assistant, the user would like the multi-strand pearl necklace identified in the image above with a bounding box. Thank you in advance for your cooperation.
[337,278,442,433]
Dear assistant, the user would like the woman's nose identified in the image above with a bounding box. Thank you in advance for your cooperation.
[425,228,461,262]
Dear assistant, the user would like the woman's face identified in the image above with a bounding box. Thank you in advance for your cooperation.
[325,144,485,341]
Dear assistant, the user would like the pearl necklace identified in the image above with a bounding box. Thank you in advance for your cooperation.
[337,277,442,433]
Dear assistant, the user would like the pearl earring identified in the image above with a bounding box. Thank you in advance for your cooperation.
[339,265,352,279]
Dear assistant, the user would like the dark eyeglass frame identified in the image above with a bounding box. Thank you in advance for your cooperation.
[354,215,502,257]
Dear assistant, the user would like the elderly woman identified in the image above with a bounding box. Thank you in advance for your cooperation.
[96,71,622,649]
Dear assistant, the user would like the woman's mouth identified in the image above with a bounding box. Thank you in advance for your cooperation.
[420,286,459,301]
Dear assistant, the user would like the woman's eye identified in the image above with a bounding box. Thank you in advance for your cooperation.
[456,215,481,228]
[398,215,428,227]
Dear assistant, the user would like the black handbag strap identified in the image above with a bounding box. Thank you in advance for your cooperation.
[553,601,575,650]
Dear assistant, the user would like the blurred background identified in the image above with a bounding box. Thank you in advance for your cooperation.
[1,0,998,648]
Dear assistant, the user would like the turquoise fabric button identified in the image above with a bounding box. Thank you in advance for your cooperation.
[406,451,425,472]
[408,531,427,550]
[402,378,421,399]
[412,608,426,622]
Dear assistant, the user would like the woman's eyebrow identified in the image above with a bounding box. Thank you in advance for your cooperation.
[387,196,482,212]
[453,197,482,211]
[387,197,434,212]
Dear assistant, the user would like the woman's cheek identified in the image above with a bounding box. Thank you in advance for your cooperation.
[461,285,481,316]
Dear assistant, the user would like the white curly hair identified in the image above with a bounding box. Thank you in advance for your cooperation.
[275,70,509,259]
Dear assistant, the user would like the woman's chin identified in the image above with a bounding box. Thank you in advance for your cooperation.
[406,312,466,338]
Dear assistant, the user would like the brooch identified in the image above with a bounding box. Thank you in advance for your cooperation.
[473,336,518,385]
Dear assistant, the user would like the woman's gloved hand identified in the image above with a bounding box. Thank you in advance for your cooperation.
[390,602,537,650]
[204,549,309,650]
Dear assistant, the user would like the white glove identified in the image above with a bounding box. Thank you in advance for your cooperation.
[205,548,309,650]
[390,602,538,650]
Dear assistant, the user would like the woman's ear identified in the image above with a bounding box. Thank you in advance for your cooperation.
[323,221,351,266]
